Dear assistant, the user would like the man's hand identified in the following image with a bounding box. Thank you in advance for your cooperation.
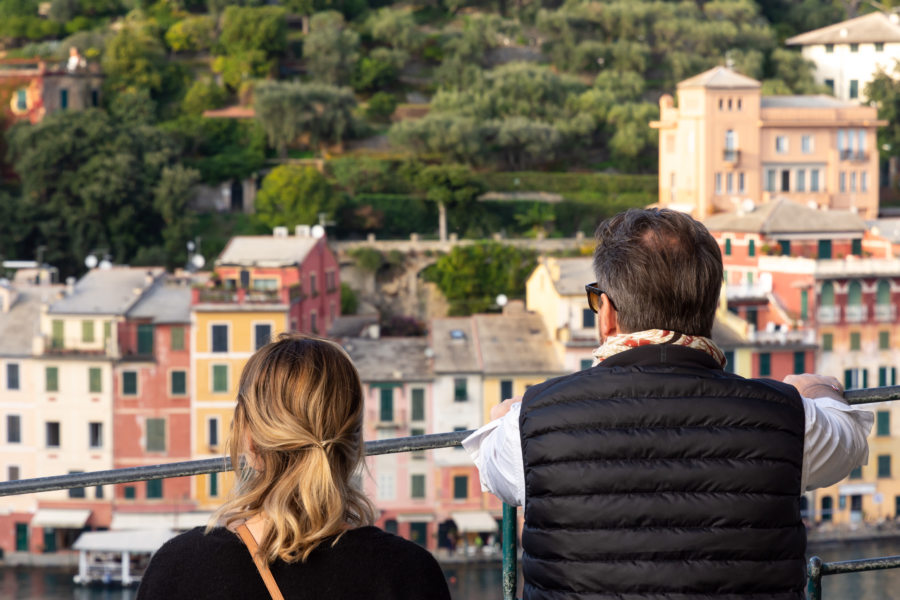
[783,373,844,402]
[490,396,522,421]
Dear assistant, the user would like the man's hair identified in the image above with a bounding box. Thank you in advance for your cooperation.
[593,208,723,337]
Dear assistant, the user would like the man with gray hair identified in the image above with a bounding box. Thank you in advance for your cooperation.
[464,208,872,599]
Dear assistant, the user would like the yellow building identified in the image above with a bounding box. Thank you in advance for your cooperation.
[190,287,289,509]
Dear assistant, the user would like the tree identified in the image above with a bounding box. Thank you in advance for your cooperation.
[219,5,286,56]
[102,25,169,95]
[254,80,356,157]
[181,80,227,115]
[304,11,359,85]
[865,66,900,186]
[411,163,485,242]
[365,91,397,122]
[367,7,423,54]
[154,165,201,269]
[165,15,217,52]
[424,243,537,315]
[254,165,340,229]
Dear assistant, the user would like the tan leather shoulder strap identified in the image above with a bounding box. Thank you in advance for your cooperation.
[236,524,286,600]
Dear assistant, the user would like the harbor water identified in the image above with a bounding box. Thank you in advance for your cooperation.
[3,538,900,599]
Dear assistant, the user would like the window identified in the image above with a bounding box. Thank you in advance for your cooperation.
[851,239,863,256]
[582,308,595,329]
[68,471,85,498]
[880,330,891,350]
[838,129,847,152]
[170,326,185,351]
[147,479,163,499]
[848,280,862,307]
[122,370,137,395]
[779,240,791,256]
[850,79,859,99]
[737,98,742,110]
[823,333,833,351]
[146,418,166,452]
[724,129,736,151]
[850,332,861,351]
[810,169,820,192]
[7,363,19,390]
[326,271,336,292]
[793,351,805,375]
[849,466,862,479]
[310,312,318,334]
[7,415,21,443]
[379,388,393,422]
[310,273,318,297]
[802,135,813,153]
[724,351,734,373]
[411,388,425,421]
[254,323,272,351]
[208,417,219,447]
[89,367,101,393]
[818,240,832,259]
[45,366,58,392]
[825,78,834,92]
[718,98,723,110]
[8,466,19,481]
[840,172,847,192]
[724,238,732,256]
[781,169,790,192]
[877,411,891,436]
[748,239,756,257]
[89,422,102,449]
[850,172,857,192]
[16,89,26,110]
[411,427,425,459]
[726,173,733,194]
[137,324,154,355]
[252,278,277,290]
[861,171,868,192]
[825,43,834,53]
[95,485,103,499]
[60,89,68,109]
[500,380,513,401]
[82,320,94,343]
[878,455,891,478]
[209,472,218,497]
[411,474,425,499]
[211,324,228,353]
[91,89,99,106]
[123,485,136,499]
[775,136,788,154]
[876,42,885,52]
[103,321,111,343]
[796,169,806,192]
[212,365,228,393]
[454,378,467,402]
[879,367,897,387]
[759,352,771,377]
[765,169,776,192]
[715,173,722,194]
[170,370,186,396]
[801,289,808,320]
[738,172,745,193]
[453,475,468,500]
[728,98,732,110]
[850,43,859,52]
[46,422,60,448]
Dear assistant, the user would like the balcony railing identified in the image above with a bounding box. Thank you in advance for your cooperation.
[192,287,289,305]
[817,305,841,324]
[723,149,740,163]
[3,386,900,600]
[840,150,868,161]
[845,304,868,323]
[875,304,896,322]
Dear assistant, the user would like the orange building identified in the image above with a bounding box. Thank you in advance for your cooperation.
[651,66,885,219]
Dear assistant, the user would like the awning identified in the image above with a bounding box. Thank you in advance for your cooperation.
[73,529,176,553]
[111,512,212,531]
[30,509,91,529]
[396,513,435,523]
[451,511,499,533]
[839,483,877,496]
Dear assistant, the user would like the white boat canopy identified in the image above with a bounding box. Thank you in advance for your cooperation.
[450,511,500,533]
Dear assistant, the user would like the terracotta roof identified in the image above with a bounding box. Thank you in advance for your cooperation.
[678,66,760,89]
[786,11,900,46]
[702,199,867,235]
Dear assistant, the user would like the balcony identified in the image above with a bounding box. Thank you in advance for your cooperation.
[192,287,288,306]
[875,304,896,322]
[817,305,841,324]
[368,408,407,429]
[840,149,868,161]
[41,336,117,357]
[723,149,740,164]
[845,304,868,323]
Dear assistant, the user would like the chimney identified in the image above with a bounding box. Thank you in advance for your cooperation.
[295,225,311,238]
[273,226,288,238]
[145,270,156,287]
[66,276,76,296]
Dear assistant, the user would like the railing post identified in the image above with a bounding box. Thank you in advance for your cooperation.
[502,502,517,600]
[808,556,823,600]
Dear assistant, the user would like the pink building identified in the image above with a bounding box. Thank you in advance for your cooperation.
[215,226,341,336]
[651,66,885,219]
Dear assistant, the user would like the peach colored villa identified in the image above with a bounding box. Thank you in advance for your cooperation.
[650,66,886,219]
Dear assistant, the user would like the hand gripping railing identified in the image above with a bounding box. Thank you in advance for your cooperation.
[2,385,900,600]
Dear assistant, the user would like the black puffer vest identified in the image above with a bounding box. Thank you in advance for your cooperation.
[520,345,806,600]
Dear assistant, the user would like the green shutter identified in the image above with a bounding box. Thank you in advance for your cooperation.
[46,366,58,392]
[880,331,890,350]
[725,239,732,256]
[171,370,186,395]
[748,239,756,257]
[411,474,425,499]
[800,290,808,320]
[844,369,853,390]
[850,332,861,350]
[880,367,888,388]
[380,388,393,422]
[146,418,165,452]
[852,239,863,256]
[818,240,832,259]
[170,326,185,351]
[823,333,833,351]
[89,367,101,393]
[877,411,890,436]
[212,365,228,393]
[848,281,862,306]
[863,368,869,388]
[82,320,94,343]
[124,486,136,499]
[759,353,771,377]
[453,475,468,499]
[122,371,137,395]
[878,280,891,306]
[454,378,467,401]
[137,324,154,355]
[793,351,805,375]
[779,240,791,256]
[849,466,862,479]
[209,472,218,496]
[146,479,163,499]
[411,388,425,421]
[103,321,111,343]
[878,455,891,478]
[51,320,64,349]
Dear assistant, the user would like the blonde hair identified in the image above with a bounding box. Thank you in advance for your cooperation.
[210,333,376,563]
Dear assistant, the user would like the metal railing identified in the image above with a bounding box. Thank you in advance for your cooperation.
[3,386,900,600]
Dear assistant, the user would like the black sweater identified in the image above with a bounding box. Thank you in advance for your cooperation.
[137,526,452,600]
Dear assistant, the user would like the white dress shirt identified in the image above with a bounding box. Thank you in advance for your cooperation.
[463,396,874,507]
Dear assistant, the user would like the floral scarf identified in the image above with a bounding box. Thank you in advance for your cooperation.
[592,329,727,368]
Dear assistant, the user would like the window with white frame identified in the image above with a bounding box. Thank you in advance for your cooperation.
[6,363,19,390]
[796,169,806,192]
[6,415,21,443]
[89,422,102,449]
[211,324,229,353]
[801,135,813,154]
[775,136,788,154]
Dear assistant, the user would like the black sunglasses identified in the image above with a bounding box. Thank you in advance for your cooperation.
[585,282,616,313]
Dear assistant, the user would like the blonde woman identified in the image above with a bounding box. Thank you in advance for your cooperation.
[137,335,451,600]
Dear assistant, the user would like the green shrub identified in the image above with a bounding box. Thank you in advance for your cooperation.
[347,247,383,272]
[365,91,397,123]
